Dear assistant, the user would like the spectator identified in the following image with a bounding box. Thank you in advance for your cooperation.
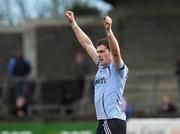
[73,51,90,98]
[159,95,177,114]
[8,49,32,117]
[174,59,180,99]
[122,97,133,120]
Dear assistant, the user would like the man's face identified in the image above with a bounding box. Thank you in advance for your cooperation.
[97,44,111,66]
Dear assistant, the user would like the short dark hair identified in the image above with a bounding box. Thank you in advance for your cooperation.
[96,38,110,50]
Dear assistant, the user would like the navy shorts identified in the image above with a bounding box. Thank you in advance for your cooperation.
[96,118,126,134]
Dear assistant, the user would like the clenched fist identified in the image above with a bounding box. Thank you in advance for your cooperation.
[65,10,75,24]
[104,16,112,31]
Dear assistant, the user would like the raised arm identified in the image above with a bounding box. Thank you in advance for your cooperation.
[65,11,97,64]
[104,16,123,69]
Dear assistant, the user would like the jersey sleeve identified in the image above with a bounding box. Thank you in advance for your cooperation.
[112,61,128,79]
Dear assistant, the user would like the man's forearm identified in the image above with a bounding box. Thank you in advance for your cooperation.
[107,29,120,56]
[66,10,97,63]
[107,29,123,68]
[71,21,93,50]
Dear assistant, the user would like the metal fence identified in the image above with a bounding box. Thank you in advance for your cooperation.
[0,73,179,119]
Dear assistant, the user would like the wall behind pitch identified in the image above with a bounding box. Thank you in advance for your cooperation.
[35,24,105,79]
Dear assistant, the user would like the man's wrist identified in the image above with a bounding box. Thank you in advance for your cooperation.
[71,21,78,28]
[107,29,113,36]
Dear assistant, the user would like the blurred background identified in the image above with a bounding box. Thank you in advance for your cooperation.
[0,0,180,134]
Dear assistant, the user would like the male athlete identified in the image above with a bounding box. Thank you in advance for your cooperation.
[66,10,128,134]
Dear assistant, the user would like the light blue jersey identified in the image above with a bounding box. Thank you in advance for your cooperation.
[94,60,128,120]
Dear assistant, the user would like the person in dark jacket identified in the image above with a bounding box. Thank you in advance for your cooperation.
[73,51,90,98]
[8,49,31,117]
[159,95,177,114]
